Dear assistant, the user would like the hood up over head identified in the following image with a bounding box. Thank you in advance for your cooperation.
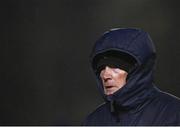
[90,28,157,111]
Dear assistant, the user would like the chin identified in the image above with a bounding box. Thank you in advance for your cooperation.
[105,91,115,95]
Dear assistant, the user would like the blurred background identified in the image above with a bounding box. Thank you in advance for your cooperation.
[0,0,180,125]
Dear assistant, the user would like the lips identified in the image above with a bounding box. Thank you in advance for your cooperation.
[105,85,114,89]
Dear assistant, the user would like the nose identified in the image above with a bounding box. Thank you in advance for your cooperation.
[101,66,112,79]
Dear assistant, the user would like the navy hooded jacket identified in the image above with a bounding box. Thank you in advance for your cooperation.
[83,28,180,126]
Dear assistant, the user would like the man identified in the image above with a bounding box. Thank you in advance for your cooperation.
[83,28,180,125]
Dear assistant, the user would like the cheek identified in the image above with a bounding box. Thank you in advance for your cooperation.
[112,72,127,82]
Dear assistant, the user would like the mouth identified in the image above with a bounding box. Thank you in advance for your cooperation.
[104,85,116,95]
[105,85,114,89]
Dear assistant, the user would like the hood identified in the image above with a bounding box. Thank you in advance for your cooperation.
[90,28,157,111]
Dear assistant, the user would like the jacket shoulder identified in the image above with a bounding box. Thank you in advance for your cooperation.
[158,91,180,107]
[155,91,180,125]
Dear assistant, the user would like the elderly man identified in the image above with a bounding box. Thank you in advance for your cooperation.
[83,28,180,125]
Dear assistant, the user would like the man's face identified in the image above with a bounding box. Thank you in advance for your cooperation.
[100,66,128,95]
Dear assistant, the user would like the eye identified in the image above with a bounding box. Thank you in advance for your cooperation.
[107,66,120,73]
[113,68,121,73]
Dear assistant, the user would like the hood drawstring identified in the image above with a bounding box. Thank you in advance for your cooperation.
[110,100,115,113]
[110,100,121,123]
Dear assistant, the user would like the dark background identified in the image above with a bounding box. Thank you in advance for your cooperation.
[0,0,180,125]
